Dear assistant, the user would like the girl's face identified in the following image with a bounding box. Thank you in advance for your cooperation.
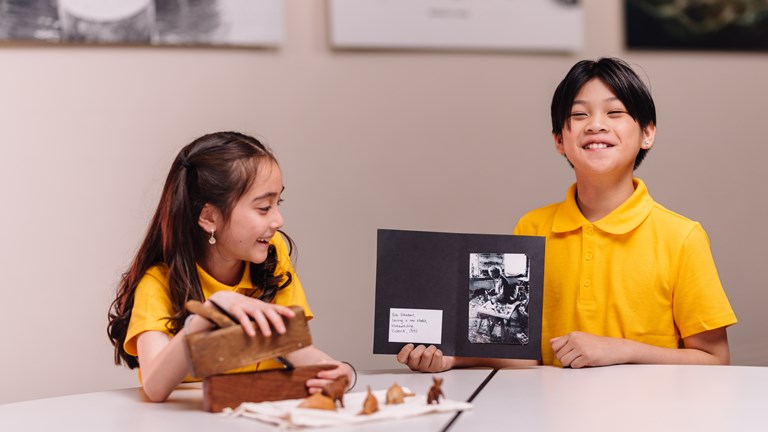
[215,161,285,265]
[556,78,655,178]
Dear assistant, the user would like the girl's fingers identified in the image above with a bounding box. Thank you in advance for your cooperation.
[275,305,296,318]
[251,310,273,337]
[263,307,287,334]
[306,378,334,390]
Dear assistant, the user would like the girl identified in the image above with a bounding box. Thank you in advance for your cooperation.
[108,131,353,402]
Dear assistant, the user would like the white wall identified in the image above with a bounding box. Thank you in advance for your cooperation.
[1,0,766,404]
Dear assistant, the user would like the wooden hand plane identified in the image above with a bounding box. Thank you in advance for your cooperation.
[184,300,336,412]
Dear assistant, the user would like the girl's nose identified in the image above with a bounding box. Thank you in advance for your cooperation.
[271,207,284,230]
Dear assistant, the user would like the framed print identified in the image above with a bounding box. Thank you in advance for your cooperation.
[0,0,284,47]
[329,0,584,52]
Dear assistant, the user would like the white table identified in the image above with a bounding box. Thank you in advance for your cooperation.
[3,366,765,431]
[455,364,768,432]
[0,368,492,432]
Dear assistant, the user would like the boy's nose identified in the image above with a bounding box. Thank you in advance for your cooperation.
[586,116,608,132]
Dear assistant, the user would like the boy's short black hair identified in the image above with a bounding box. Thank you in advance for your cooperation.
[551,57,657,169]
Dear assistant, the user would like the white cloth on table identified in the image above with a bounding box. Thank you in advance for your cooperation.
[223,387,472,428]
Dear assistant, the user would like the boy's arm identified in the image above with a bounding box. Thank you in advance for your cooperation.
[550,327,730,368]
[396,343,538,372]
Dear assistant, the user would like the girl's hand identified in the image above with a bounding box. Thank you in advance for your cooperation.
[207,291,295,337]
[305,361,355,394]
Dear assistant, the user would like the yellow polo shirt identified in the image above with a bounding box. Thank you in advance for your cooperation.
[514,178,737,366]
[124,233,312,374]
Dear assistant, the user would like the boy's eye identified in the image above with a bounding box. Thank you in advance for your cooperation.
[570,112,588,118]
[608,110,626,116]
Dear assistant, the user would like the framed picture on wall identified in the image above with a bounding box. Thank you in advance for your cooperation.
[626,0,768,51]
[329,0,584,52]
[0,0,283,47]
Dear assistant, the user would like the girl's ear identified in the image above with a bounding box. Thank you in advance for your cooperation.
[198,204,221,233]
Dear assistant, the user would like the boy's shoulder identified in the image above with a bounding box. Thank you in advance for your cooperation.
[647,200,704,239]
[513,201,562,236]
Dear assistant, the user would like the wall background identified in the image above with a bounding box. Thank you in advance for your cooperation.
[1,1,766,404]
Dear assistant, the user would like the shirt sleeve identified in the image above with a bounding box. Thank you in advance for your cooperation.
[124,265,174,356]
[673,224,738,338]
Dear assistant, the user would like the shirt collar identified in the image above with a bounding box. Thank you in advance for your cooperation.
[552,178,654,235]
[196,263,254,298]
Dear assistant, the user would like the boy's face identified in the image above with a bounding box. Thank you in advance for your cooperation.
[555,78,655,178]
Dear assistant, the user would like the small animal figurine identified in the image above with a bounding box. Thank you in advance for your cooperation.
[385,382,414,405]
[321,375,349,408]
[358,386,379,415]
[298,392,336,411]
[427,377,444,405]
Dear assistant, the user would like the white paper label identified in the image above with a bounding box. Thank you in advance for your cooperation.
[388,308,443,344]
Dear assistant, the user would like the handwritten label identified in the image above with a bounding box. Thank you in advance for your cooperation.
[388,308,443,344]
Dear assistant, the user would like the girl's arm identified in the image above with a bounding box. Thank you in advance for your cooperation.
[285,345,356,393]
[550,327,730,368]
[136,290,296,402]
[136,315,213,402]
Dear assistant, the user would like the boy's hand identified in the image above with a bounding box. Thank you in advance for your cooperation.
[396,344,455,372]
[550,331,627,368]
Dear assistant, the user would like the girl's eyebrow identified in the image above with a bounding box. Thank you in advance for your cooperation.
[252,186,285,201]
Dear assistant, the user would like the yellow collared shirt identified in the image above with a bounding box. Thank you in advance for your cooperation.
[124,233,312,375]
[514,178,737,366]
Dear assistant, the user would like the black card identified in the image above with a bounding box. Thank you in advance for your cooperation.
[373,229,544,360]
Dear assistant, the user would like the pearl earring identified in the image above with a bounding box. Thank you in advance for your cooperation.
[209,229,216,245]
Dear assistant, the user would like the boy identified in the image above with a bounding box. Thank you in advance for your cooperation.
[398,58,737,371]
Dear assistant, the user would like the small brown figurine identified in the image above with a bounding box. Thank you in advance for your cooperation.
[321,375,349,408]
[427,377,444,405]
[358,386,379,415]
[385,382,414,405]
[298,392,336,411]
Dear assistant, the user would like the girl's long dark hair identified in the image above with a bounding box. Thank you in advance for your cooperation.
[107,132,293,369]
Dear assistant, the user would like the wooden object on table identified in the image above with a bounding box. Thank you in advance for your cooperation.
[427,377,444,405]
[185,299,237,328]
[203,364,337,412]
[359,386,379,415]
[298,392,337,411]
[322,375,349,408]
[185,304,311,378]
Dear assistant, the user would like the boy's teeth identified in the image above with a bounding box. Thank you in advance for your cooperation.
[585,143,608,149]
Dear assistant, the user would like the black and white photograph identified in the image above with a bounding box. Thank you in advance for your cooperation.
[468,253,530,345]
[626,0,768,51]
[0,0,283,47]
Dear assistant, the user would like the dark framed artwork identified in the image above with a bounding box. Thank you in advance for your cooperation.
[626,0,768,51]
[0,0,283,47]
[373,229,545,361]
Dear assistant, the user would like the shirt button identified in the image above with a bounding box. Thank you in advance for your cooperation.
[586,226,595,235]
[585,252,593,261]
[584,279,591,287]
